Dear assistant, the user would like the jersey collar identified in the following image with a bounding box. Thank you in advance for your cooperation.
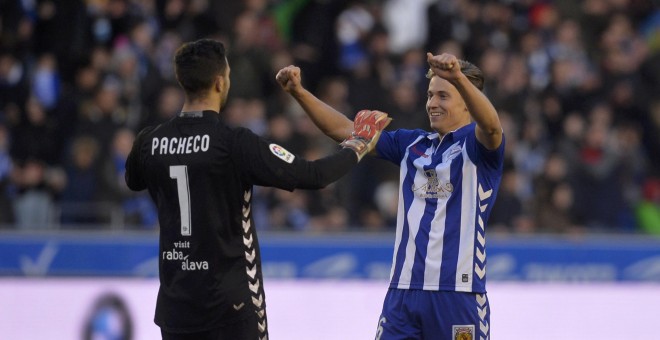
[178,110,205,118]
[427,122,475,143]
[178,110,220,121]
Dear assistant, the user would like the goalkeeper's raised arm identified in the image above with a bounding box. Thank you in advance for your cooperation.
[276,65,355,143]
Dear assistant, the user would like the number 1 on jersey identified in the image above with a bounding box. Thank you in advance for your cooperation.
[170,165,192,236]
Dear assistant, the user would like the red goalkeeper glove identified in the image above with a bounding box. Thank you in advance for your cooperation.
[341,110,392,161]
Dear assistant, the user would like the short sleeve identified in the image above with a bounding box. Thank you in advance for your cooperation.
[466,131,506,171]
[376,129,426,165]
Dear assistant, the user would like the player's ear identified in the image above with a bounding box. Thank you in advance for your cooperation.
[214,75,224,93]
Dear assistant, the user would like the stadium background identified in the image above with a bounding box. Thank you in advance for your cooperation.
[1,0,660,339]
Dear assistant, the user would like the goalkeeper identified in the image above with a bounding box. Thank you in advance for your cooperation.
[125,38,390,340]
[277,52,504,340]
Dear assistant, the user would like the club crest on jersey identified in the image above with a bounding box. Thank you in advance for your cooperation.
[269,143,295,163]
[442,141,463,163]
[412,169,454,199]
[452,325,474,340]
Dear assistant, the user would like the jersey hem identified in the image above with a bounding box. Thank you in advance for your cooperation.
[389,282,487,294]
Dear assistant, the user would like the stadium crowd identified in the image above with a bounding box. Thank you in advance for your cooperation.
[0,0,659,234]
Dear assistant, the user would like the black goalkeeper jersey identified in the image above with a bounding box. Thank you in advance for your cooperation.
[125,110,356,334]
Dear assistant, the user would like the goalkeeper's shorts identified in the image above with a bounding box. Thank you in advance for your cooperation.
[160,311,267,340]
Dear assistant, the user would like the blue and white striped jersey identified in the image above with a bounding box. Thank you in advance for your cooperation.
[375,123,504,293]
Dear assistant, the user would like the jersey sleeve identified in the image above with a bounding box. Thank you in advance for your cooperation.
[232,128,357,191]
[125,126,156,191]
[466,130,506,170]
[375,129,423,164]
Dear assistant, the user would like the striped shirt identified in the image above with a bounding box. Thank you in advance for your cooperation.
[376,123,504,293]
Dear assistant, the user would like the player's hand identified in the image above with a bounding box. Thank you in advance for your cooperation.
[340,110,392,161]
[275,65,303,95]
[427,52,461,81]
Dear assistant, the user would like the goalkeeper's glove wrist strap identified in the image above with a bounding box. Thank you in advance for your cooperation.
[341,137,368,162]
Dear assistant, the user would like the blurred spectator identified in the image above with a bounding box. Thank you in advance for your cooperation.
[487,51,531,120]
[224,98,268,136]
[424,1,457,53]
[124,18,165,122]
[265,113,307,156]
[302,143,350,231]
[636,178,660,235]
[286,0,342,92]
[76,78,125,158]
[600,13,648,77]
[373,180,398,228]
[358,205,388,231]
[267,189,310,231]
[0,124,13,225]
[10,159,63,229]
[59,135,102,225]
[363,23,396,90]
[614,122,649,214]
[227,9,278,99]
[0,51,29,117]
[32,0,91,76]
[311,205,349,232]
[520,30,552,92]
[645,100,660,172]
[385,79,427,131]
[9,96,58,164]
[31,53,60,110]
[141,82,183,128]
[99,127,157,229]
[531,152,581,233]
[490,169,530,233]
[396,47,426,88]
[555,111,585,170]
[243,0,285,52]
[382,0,430,55]
[152,31,184,81]
[336,0,375,71]
[535,181,582,234]
[317,76,354,121]
[572,109,631,231]
[512,118,550,200]
[109,46,146,129]
[313,75,355,155]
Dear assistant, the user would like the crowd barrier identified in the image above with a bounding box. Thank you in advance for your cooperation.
[1,231,659,282]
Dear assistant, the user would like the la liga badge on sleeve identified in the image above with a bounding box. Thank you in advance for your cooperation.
[269,143,295,164]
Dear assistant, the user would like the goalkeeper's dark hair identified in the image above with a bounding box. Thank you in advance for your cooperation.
[174,39,228,101]
[426,60,484,91]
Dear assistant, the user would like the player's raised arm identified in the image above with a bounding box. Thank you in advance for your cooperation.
[239,110,391,191]
[276,65,354,143]
[297,109,391,189]
[427,52,503,150]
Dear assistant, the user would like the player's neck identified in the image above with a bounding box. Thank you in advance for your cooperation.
[181,97,220,114]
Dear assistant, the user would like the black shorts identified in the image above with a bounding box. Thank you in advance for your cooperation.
[160,314,266,340]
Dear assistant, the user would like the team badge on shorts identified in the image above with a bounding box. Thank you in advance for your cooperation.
[269,143,295,163]
[452,325,474,340]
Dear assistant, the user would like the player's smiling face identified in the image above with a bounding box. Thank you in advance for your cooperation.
[426,76,470,134]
